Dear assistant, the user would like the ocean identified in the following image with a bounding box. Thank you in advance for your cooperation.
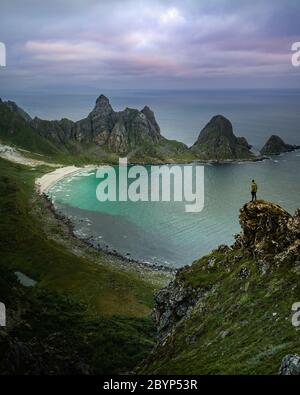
[5,89,300,148]
[7,89,300,268]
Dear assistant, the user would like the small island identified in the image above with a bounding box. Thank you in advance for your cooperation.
[261,135,300,155]
[190,114,256,161]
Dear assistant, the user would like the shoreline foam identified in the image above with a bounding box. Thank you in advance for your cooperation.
[35,166,176,273]
[35,165,96,194]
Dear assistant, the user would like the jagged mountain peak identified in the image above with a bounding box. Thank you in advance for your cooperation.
[141,105,153,113]
[91,94,114,116]
[95,94,110,105]
[211,114,231,123]
[199,114,234,140]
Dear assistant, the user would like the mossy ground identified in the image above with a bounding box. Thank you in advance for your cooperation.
[140,250,300,374]
[0,157,170,373]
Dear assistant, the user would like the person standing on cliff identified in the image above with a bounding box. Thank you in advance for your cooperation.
[251,180,257,202]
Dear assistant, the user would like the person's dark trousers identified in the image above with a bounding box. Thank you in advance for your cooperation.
[251,192,257,202]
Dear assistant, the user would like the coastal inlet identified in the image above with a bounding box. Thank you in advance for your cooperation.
[48,152,300,268]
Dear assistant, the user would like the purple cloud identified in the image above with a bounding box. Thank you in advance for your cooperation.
[0,0,300,92]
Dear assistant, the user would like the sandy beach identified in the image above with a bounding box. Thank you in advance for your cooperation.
[35,165,95,194]
[0,144,95,195]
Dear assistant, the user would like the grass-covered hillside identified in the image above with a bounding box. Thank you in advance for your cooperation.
[0,101,61,157]
[139,201,300,374]
[0,158,171,374]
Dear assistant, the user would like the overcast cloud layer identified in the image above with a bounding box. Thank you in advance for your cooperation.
[0,0,300,93]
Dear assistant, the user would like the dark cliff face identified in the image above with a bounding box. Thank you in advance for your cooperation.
[139,201,300,375]
[70,95,162,154]
[31,117,74,146]
[190,115,255,161]
[31,94,162,155]
[260,135,300,155]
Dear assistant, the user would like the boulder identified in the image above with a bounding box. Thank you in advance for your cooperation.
[279,354,300,375]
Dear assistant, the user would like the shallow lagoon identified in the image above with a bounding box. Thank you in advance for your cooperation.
[49,152,300,268]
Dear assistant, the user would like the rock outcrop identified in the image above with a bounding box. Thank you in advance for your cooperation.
[260,135,300,155]
[279,354,300,375]
[31,117,74,147]
[190,115,255,161]
[235,200,300,265]
[152,277,208,340]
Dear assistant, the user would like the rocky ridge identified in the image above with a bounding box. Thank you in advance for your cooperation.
[1,97,285,163]
[1,96,193,162]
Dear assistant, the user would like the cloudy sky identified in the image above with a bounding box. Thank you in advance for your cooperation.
[0,0,300,93]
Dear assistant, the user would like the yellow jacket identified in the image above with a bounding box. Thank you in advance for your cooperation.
[251,182,257,193]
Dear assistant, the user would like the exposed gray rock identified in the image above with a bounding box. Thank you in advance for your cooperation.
[219,329,231,339]
[279,354,300,375]
[152,279,207,340]
[31,117,74,146]
[30,94,164,155]
[234,200,300,267]
[238,267,250,279]
[141,106,161,143]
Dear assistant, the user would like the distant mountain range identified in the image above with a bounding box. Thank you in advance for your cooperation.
[0,95,298,163]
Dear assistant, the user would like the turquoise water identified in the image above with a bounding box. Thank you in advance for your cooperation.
[17,89,298,267]
[49,152,300,268]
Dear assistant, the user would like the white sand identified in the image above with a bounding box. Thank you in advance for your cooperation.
[0,143,95,195]
[36,166,80,194]
[36,165,96,194]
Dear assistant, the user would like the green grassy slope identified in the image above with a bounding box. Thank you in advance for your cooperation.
[139,248,300,375]
[129,138,198,163]
[0,266,155,374]
[0,158,170,373]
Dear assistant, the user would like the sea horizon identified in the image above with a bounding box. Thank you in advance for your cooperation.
[2,88,300,148]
